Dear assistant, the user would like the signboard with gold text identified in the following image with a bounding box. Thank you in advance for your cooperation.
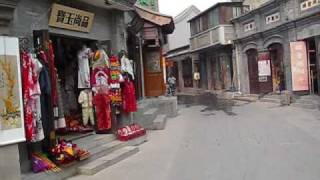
[49,3,95,33]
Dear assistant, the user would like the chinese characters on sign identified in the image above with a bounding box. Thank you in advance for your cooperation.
[290,41,309,91]
[49,4,94,33]
[258,52,271,82]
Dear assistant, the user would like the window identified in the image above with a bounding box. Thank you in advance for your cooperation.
[266,12,280,24]
[209,9,219,28]
[202,13,209,31]
[244,21,255,32]
[233,7,242,18]
[301,0,320,11]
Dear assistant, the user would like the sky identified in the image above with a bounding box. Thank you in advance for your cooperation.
[159,0,228,17]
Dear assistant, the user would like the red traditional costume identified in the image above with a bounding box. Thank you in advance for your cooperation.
[122,80,137,113]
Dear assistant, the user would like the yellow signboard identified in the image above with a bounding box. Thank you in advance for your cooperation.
[49,3,95,33]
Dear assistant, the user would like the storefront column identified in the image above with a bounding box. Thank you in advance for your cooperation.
[0,144,21,180]
[177,60,184,91]
[199,53,208,89]
[206,57,213,90]
[315,36,320,93]
[283,41,293,91]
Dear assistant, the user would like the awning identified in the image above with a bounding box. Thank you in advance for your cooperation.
[134,5,175,34]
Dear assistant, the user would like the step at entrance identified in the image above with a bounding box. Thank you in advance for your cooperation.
[78,146,139,175]
[151,114,167,130]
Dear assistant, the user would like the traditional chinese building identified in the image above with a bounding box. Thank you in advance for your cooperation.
[164,5,200,92]
[127,4,175,97]
[188,2,244,91]
[232,0,320,95]
[0,0,136,179]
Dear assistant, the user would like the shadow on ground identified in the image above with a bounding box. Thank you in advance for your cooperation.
[177,93,248,116]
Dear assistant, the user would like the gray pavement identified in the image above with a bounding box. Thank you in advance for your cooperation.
[69,101,320,180]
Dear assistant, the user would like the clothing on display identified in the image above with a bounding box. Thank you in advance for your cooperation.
[77,47,91,88]
[63,53,78,115]
[92,49,109,69]
[91,67,110,92]
[122,79,137,113]
[93,88,112,131]
[48,41,58,106]
[56,79,66,129]
[120,55,134,80]
[21,52,45,142]
[78,89,95,126]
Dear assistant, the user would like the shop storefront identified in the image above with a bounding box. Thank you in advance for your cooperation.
[0,0,143,178]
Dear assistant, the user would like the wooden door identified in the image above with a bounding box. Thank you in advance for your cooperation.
[247,49,260,94]
[144,48,165,97]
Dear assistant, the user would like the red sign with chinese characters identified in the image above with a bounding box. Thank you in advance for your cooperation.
[290,41,309,91]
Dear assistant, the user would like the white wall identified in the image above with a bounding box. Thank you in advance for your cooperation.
[243,0,271,10]
[167,9,199,51]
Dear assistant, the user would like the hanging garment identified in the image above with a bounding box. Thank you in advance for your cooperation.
[56,79,66,129]
[77,48,91,88]
[93,92,112,131]
[92,49,109,69]
[122,80,137,113]
[78,90,94,126]
[120,55,134,80]
[48,42,58,106]
[39,63,54,149]
[22,52,34,141]
[64,56,78,115]
[21,52,45,142]
[91,67,110,90]
[81,108,94,126]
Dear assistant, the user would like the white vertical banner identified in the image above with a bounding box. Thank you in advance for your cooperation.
[0,36,25,146]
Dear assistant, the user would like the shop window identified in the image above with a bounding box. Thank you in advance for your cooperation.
[266,12,280,24]
[244,21,255,32]
[301,0,320,11]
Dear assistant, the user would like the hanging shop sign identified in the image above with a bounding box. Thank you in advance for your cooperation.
[0,36,25,146]
[258,52,271,76]
[49,3,95,33]
[290,41,309,91]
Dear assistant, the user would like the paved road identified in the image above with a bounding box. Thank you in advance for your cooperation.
[70,101,320,180]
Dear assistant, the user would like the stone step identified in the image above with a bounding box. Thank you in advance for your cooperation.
[22,134,147,180]
[291,102,318,109]
[73,134,117,150]
[78,146,139,175]
[233,96,258,102]
[143,108,158,115]
[150,114,167,130]
[260,98,281,103]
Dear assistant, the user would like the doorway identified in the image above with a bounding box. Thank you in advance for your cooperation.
[268,43,285,92]
[307,38,318,94]
[246,49,259,94]
[182,58,193,88]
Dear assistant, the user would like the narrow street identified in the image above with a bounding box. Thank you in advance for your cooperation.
[69,101,320,180]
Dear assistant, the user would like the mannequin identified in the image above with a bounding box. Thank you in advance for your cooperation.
[120,51,134,80]
[77,45,91,89]
[78,89,95,127]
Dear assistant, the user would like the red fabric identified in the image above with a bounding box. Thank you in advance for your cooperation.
[21,52,35,141]
[122,80,137,113]
[91,67,110,88]
[48,41,58,106]
[93,93,112,131]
